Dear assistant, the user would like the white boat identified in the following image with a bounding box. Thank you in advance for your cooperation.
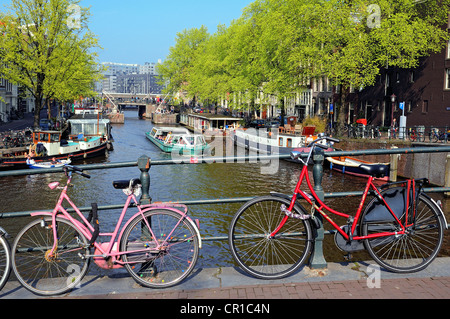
[145,126,209,155]
[232,126,317,154]
[28,158,72,169]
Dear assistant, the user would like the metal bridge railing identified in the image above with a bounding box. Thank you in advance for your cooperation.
[1,145,449,268]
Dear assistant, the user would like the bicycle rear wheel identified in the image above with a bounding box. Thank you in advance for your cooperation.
[12,217,90,296]
[229,196,313,280]
[361,195,444,273]
[0,235,11,291]
[120,209,199,288]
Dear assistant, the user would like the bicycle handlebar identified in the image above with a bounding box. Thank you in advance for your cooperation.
[64,165,91,179]
[307,136,340,148]
[291,136,340,162]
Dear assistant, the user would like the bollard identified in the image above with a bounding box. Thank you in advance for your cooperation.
[137,155,152,205]
[309,147,328,269]
[389,147,399,182]
[446,154,450,198]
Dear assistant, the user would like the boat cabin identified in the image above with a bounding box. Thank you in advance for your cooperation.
[33,131,61,144]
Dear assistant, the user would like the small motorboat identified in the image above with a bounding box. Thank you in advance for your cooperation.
[326,156,390,181]
[27,158,71,169]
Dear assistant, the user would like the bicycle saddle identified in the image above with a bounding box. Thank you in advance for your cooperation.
[113,179,142,189]
[358,164,389,178]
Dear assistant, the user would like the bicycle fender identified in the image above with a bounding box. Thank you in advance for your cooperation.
[422,194,449,230]
[118,206,202,249]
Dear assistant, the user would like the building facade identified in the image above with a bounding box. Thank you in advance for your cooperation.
[98,61,161,94]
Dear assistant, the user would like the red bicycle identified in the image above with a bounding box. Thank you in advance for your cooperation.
[229,136,447,279]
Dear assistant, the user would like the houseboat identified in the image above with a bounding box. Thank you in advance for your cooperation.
[0,116,112,171]
[145,126,209,155]
[232,126,318,154]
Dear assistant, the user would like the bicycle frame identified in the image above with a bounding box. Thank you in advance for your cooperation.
[271,149,409,242]
[31,174,202,266]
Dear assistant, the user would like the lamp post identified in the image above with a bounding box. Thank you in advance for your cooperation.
[390,94,396,127]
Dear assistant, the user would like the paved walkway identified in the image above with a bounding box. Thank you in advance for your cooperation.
[2,258,450,300]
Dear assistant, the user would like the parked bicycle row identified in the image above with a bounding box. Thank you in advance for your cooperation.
[0,128,34,149]
[0,136,447,296]
[343,124,450,142]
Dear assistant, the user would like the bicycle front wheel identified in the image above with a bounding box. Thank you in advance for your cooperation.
[0,235,11,291]
[120,209,199,288]
[12,217,90,296]
[229,196,313,280]
[361,195,444,273]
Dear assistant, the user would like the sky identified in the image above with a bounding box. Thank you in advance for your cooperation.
[0,0,254,64]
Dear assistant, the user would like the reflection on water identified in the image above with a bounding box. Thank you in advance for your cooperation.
[0,110,448,272]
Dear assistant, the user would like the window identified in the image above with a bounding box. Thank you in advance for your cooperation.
[446,69,450,89]
[279,137,283,147]
[422,100,429,114]
[448,39,450,59]
[287,138,293,148]
[409,71,415,83]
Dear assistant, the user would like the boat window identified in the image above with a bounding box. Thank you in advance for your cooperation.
[185,137,194,145]
[196,136,204,145]
[287,138,292,148]
[39,133,47,142]
[172,137,180,144]
[51,134,60,142]
[279,137,283,147]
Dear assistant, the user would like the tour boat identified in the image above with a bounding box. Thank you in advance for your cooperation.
[145,126,209,155]
[326,156,390,181]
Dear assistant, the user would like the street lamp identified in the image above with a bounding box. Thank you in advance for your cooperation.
[390,94,396,126]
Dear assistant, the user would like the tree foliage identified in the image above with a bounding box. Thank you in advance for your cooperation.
[0,0,103,128]
[158,0,450,119]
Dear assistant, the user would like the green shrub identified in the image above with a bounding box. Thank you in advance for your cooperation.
[302,116,327,134]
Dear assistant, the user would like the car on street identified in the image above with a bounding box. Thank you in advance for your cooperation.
[248,119,265,128]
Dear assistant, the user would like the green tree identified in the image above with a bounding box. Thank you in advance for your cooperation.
[0,0,102,128]
[157,26,210,105]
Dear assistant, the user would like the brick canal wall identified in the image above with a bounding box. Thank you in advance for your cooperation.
[338,139,449,186]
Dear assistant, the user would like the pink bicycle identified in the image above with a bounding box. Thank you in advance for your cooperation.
[11,165,201,296]
[229,136,446,279]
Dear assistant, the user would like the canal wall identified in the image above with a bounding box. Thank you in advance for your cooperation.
[339,139,450,187]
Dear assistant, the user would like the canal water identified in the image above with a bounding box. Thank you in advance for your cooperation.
[1,110,448,276]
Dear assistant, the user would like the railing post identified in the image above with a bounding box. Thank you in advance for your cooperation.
[137,155,152,205]
[445,154,450,198]
[309,147,327,269]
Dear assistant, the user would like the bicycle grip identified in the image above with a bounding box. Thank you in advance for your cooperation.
[74,170,91,179]
[327,137,340,143]
[315,143,330,150]
[80,172,91,179]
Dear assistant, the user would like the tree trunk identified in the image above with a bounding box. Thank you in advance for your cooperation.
[279,98,285,127]
[336,86,348,138]
[33,96,43,129]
